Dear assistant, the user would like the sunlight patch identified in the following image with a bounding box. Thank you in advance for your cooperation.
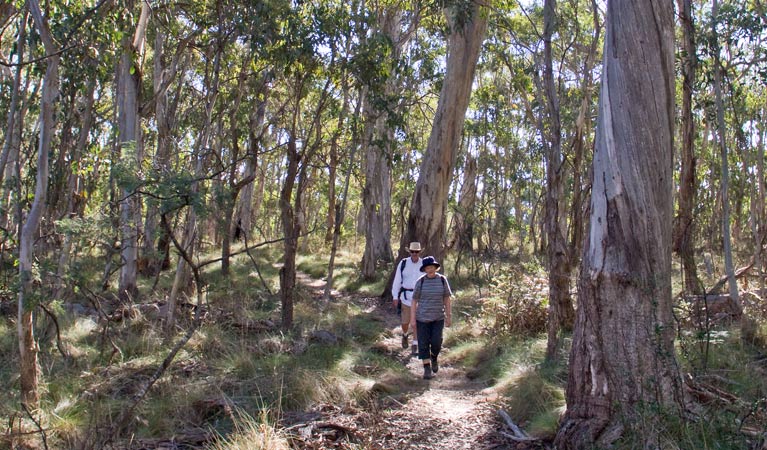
[65,317,98,341]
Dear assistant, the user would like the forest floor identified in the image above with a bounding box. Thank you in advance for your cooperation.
[286,271,543,450]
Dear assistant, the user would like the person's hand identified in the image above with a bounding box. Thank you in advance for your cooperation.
[445,316,452,327]
[392,299,399,309]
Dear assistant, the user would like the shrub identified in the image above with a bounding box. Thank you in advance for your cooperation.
[481,269,548,336]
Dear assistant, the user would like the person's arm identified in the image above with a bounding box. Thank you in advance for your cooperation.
[410,279,420,329]
[391,261,402,307]
[444,295,452,327]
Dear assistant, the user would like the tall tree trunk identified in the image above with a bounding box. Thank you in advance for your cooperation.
[450,154,478,253]
[711,0,740,308]
[361,118,394,279]
[757,119,765,294]
[235,80,269,242]
[674,0,702,295]
[166,36,221,330]
[0,16,30,236]
[56,75,97,298]
[542,0,574,362]
[144,26,194,276]
[401,2,487,264]
[279,134,300,329]
[362,7,409,279]
[567,0,600,274]
[555,1,686,448]
[143,27,169,276]
[19,0,59,407]
[0,10,26,188]
[325,136,338,244]
[117,1,150,301]
[380,3,486,302]
[325,85,359,300]
[221,64,249,277]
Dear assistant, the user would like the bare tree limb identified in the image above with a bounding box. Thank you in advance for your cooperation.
[20,402,48,450]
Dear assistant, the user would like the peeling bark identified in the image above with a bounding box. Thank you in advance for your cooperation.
[555,1,686,447]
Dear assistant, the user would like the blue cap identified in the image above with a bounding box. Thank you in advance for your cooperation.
[420,256,440,272]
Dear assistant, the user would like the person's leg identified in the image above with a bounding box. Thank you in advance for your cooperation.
[408,305,418,355]
[429,319,445,372]
[400,304,411,349]
[416,321,434,379]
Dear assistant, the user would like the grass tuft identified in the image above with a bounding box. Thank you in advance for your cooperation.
[206,408,290,450]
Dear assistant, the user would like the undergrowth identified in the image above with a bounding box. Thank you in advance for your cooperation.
[1,246,766,449]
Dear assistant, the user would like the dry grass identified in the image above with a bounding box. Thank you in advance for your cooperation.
[206,408,290,450]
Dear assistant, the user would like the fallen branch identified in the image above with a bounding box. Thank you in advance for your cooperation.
[102,216,209,446]
[497,409,536,442]
[708,261,756,294]
[707,232,766,294]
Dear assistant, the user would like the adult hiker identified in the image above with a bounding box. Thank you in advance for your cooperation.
[391,242,423,355]
[410,256,452,380]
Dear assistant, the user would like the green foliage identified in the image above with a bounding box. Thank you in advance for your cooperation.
[503,368,565,439]
[615,404,752,450]
[481,267,548,337]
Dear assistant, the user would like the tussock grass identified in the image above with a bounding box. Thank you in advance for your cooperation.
[206,408,290,450]
[446,286,566,439]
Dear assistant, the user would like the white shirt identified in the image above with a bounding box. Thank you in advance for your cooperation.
[391,256,423,306]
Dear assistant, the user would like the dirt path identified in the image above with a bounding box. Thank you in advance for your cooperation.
[289,272,526,450]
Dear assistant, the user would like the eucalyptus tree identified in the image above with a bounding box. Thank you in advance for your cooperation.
[400,0,488,264]
[0,9,27,262]
[274,0,350,328]
[166,5,226,328]
[540,0,572,361]
[18,0,59,407]
[116,0,151,301]
[217,51,260,278]
[689,0,766,296]
[0,9,25,192]
[487,0,602,358]
[543,0,603,360]
[674,0,703,295]
[360,1,422,279]
[555,1,686,447]
[141,10,199,277]
[710,0,740,307]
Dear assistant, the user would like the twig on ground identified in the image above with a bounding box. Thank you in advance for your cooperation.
[498,409,536,442]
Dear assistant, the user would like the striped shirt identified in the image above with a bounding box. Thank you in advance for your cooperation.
[413,274,452,322]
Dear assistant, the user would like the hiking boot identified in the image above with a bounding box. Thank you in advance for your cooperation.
[431,356,439,373]
[401,333,408,349]
[423,365,434,380]
[411,344,418,356]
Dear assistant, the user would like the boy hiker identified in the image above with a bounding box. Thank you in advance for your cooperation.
[391,242,423,355]
[410,256,452,380]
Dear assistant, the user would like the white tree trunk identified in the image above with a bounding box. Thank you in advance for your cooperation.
[117,1,150,301]
[18,0,59,407]
[711,0,740,308]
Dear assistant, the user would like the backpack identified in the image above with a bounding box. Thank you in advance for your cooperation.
[416,273,446,292]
